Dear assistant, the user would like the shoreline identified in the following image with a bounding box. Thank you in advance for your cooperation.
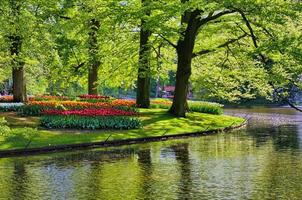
[0,119,247,157]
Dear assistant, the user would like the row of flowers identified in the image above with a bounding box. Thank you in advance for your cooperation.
[0,103,24,112]
[43,108,137,116]
[0,95,70,102]
[1,94,126,102]
[78,94,110,99]
[28,99,136,108]
[0,96,14,102]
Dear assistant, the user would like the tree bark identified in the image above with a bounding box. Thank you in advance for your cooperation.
[88,19,100,95]
[9,1,26,102]
[136,0,152,108]
[12,65,26,102]
[169,9,202,117]
[10,35,26,102]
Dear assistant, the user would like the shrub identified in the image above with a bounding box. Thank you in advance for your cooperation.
[40,115,141,130]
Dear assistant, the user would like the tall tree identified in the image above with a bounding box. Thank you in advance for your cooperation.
[136,0,152,108]
[169,1,236,117]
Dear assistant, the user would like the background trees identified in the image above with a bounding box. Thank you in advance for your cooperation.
[0,0,301,117]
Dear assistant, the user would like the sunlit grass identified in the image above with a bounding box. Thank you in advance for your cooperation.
[0,109,245,151]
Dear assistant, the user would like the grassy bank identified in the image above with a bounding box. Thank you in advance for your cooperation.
[0,109,245,152]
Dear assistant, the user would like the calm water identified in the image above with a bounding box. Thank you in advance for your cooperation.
[0,107,302,200]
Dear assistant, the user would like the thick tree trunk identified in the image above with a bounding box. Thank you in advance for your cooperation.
[169,50,192,117]
[169,9,201,117]
[12,67,26,102]
[88,63,99,95]
[10,35,26,102]
[88,19,100,95]
[9,1,26,102]
[136,0,151,108]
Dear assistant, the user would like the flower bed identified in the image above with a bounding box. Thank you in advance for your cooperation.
[0,96,13,103]
[43,108,137,116]
[19,99,137,116]
[40,115,141,130]
[28,95,71,101]
[78,94,110,99]
[0,103,24,112]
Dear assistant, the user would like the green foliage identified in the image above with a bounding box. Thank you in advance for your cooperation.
[0,109,244,151]
[0,0,301,106]
[188,101,223,115]
[0,117,38,146]
[150,99,223,115]
[40,115,141,130]
[18,105,53,116]
[0,118,10,135]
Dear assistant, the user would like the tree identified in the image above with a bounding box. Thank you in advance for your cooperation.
[151,0,301,117]
[0,0,58,101]
[168,1,238,117]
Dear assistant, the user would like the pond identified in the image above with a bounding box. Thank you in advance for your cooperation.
[0,107,301,200]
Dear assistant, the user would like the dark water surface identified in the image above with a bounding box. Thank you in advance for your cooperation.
[0,107,302,200]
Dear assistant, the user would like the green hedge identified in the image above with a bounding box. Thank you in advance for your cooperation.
[40,115,141,130]
[188,101,223,115]
[150,99,223,115]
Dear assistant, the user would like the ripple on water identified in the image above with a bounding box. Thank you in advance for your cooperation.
[0,107,302,200]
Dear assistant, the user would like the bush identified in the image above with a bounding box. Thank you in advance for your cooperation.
[40,115,141,130]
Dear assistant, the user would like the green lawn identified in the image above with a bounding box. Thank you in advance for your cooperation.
[0,109,245,151]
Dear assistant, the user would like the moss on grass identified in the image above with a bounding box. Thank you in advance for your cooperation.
[0,109,245,151]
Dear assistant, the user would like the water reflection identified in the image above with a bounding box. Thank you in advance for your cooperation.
[0,108,302,199]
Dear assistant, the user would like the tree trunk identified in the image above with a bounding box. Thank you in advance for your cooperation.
[88,63,99,95]
[12,66,26,102]
[169,9,201,117]
[10,35,26,102]
[9,1,26,102]
[88,19,100,95]
[136,0,151,108]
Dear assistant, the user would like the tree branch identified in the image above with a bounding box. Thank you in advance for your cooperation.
[286,99,302,112]
[198,10,236,26]
[158,34,177,49]
[192,33,247,58]
[238,11,258,48]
